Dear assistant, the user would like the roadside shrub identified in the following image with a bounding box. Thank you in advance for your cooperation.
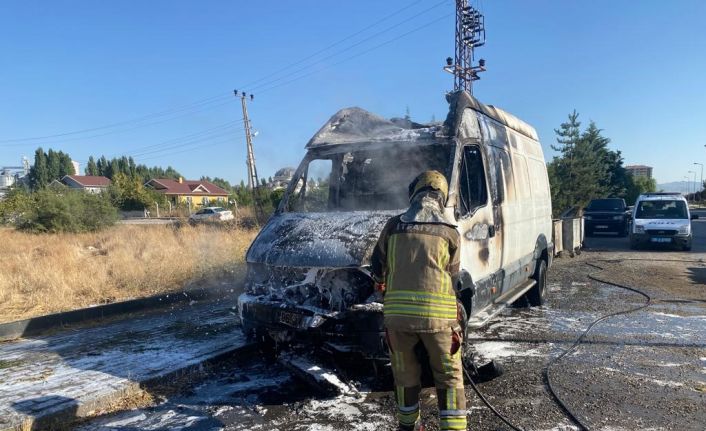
[108,172,167,211]
[0,187,34,225]
[16,188,118,233]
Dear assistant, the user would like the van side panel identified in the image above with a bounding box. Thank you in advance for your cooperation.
[473,111,552,298]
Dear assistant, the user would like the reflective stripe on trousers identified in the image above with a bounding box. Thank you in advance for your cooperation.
[387,330,467,430]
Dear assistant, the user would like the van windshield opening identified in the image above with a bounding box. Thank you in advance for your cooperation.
[635,200,688,219]
[285,143,453,212]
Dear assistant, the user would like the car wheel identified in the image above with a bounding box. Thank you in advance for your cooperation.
[527,259,547,307]
[629,238,639,250]
[683,238,692,251]
[618,224,628,237]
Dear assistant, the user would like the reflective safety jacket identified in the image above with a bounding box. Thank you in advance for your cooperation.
[371,215,461,332]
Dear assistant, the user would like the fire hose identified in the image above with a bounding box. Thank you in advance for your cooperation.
[459,262,653,431]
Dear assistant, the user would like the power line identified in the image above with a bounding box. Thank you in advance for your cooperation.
[3,2,454,165]
[246,0,449,94]
[1,3,438,145]
[256,13,454,95]
[135,135,244,163]
[109,120,243,157]
[0,94,231,144]
[128,128,240,159]
[240,0,429,89]
[76,121,243,164]
[0,100,236,149]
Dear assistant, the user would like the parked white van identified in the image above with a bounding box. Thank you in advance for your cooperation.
[630,193,698,251]
[238,91,554,361]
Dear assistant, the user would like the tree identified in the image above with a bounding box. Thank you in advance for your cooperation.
[0,187,33,224]
[201,176,233,192]
[98,156,108,176]
[86,156,99,176]
[47,149,61,180]
[552,110,581,153]
[30,148,49,190]
[58,151,74,177]
[548,112,631,215]
[625,175,657,204]
[548,111,583,213]
[108,172,165,211]
[87,154,182,183]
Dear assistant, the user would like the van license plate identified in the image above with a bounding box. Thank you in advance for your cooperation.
[650,237,672,243]
[279,310,302,327]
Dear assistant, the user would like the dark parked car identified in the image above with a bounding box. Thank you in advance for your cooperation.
[584,198,630,236]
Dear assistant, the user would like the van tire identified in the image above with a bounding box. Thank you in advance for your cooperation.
[683,239,692,251]
[527,259,547,307]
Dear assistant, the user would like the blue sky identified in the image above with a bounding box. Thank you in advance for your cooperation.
[1,0,705,185]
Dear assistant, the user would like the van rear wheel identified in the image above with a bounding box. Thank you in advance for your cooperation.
[526,259,547,307]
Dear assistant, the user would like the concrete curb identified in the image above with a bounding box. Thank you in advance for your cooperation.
[0,286,232,342]
[2,343,258,431]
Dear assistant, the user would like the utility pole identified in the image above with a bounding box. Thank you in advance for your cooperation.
[443,0,486,94]
[694,162,703,202]
[235,90,259,191]
[683,176,690,198]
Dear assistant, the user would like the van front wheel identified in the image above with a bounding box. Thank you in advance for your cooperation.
[527,259,547,307]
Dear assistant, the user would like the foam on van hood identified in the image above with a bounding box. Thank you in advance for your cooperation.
[246,211,397,268]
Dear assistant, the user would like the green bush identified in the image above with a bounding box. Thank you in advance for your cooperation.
[108,172,166,211]
[0,188,34,225]
[16,188,118,233]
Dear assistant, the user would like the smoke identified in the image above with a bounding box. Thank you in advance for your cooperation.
[289,142,454,213]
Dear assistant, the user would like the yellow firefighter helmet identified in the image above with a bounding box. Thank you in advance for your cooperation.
[409,170,449,203]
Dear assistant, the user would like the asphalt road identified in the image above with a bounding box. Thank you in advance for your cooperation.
[79,218,706,431]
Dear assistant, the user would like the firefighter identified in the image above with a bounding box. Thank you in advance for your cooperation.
[371,170,466,431]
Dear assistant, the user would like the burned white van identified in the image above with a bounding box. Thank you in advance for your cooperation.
[238,91,553,360]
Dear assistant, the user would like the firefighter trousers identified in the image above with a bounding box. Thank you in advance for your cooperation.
[387,329,467,431]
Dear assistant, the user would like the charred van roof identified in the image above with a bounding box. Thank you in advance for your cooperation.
[306,107,441,148]
[444,91,539,141]
[306,91,538,149]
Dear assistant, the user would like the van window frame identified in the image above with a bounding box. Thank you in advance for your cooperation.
[455,143,490,221]
[278,140,456,214]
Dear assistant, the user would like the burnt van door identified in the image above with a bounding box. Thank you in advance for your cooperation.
[456,144,501,313]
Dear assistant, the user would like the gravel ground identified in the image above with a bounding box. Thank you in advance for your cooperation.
[79,225,706,431]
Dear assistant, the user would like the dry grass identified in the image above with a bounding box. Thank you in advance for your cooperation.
[0,224,258,324]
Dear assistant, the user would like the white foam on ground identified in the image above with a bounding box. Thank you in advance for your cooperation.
[473,341,546,359]
[649,378,684,388]
[287,356,358,395]
[652,312,682,318]
[298,394,389,431]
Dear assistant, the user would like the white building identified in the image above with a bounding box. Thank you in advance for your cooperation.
[268,167,296,190]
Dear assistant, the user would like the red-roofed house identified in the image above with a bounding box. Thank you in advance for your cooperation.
[145,177,229,207]
[61,175,111,193]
